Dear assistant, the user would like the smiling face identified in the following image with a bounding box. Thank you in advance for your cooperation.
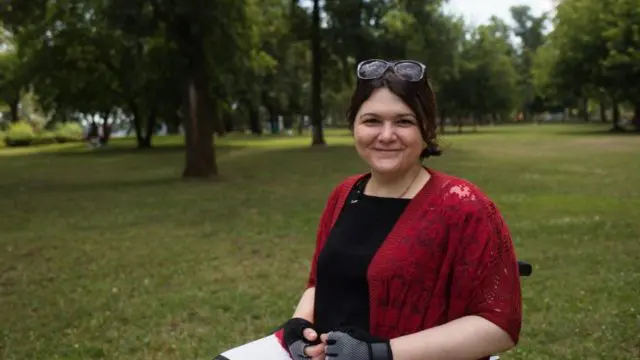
[353,87,425,176]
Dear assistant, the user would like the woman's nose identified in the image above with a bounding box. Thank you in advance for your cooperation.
[378,121,396,141]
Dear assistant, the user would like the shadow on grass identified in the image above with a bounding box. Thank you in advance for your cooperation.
[3,143,364,195]
[25,143,246,159]
[1,130,352,159]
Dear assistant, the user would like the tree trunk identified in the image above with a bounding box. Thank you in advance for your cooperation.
[354,0,365,64]
[223,104,234,133]
[9,98,19,123]
[439,109,446,134]
[248,103,262,135]
[138,136,151,148]
[182,71,217,178]
[264,101,279,134]
[167,109,181,134]
[283,113,294,130]
[100,111,113,145]
[632,101,640,132]
[610,99,624,132]
[129,100,147,147]
[138,106,157,148]
[212,99,226,137]
[599,99,607,122]
[297,115,304,135]
[310,0,325,146]
[580,98,589,122]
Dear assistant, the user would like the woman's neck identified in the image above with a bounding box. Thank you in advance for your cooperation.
[366,164,429,199]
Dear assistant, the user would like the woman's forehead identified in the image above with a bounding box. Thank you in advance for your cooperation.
[358,88,415,117]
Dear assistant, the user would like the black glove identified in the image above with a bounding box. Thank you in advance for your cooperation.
[325,327,393,360]
[282,317,322,359]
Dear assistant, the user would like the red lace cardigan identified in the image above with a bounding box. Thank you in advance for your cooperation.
[275,168,522,358]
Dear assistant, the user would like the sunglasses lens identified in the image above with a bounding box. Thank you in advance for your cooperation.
[394,62,423,81]
[358,60,388,79]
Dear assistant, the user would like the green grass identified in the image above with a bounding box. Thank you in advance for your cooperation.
[1,123,639,359]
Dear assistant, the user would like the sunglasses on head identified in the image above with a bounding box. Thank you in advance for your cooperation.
[356,59,427,82]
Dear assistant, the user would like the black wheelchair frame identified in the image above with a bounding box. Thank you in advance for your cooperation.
[517,260,533,277]
[490,260,533,360]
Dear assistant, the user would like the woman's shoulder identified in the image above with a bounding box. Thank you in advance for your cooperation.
[428,169,498,216]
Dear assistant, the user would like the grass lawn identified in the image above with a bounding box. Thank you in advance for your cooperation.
[1,123,639,359]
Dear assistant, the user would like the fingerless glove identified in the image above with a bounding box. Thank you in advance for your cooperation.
[282,317,322,359]
[325,326,392,360]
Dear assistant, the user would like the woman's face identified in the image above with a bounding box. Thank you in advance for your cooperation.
[353,87,425,176]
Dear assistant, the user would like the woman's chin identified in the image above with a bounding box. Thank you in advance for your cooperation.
[369,159,404,174]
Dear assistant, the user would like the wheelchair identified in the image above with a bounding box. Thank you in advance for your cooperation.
[489,260,533,360]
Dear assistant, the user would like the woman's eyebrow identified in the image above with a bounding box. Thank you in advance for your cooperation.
[359,112,416,119]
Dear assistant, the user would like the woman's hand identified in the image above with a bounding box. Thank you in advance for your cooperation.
[324,328,391,360]
[303,332,328,360]
[282,318,330,359]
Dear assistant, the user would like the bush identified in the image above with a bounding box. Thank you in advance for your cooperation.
[1,121,85,147]
[55,122,84,143]
[4,121,35,147]
[32,131,57,145]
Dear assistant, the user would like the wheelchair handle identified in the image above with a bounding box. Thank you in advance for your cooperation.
[518,260,533,277]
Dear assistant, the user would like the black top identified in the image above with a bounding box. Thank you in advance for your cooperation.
[313,175,411,334]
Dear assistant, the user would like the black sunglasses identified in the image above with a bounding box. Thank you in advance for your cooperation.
[356,59,427,82]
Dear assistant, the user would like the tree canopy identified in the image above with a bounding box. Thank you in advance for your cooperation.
[1,0,638,177]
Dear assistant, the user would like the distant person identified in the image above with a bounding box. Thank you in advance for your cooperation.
[214,59,522,360]
[86,122,100,148]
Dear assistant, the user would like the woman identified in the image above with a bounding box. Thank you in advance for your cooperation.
[216,59,522,360]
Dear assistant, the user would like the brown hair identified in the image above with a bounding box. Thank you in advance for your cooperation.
[345,70,442,159]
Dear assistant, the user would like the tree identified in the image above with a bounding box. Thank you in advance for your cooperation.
[509,5,548,120]
[141,0,252,178]
[0,48,21,122]
[534,0,640,131]
[0,23,26,123]
[310,0,325,145]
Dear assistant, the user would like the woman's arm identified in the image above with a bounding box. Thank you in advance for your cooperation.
[387,197,521,360]
[292,287,315,322]
[389,315,515,360]
[290,287,326,360]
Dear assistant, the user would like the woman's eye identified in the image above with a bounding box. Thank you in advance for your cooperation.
[397,119,415,126]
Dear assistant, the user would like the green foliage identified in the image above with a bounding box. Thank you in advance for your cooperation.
[599,0,640,101]
[533,0,640,115]
[0,0,550,136]
[0,47,22,114]
[2,120,85,147]
[32,130,57,145]
[3,120,35,146]
[54,122,84,143]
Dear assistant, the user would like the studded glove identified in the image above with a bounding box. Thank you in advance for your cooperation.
[325,327,393,360]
